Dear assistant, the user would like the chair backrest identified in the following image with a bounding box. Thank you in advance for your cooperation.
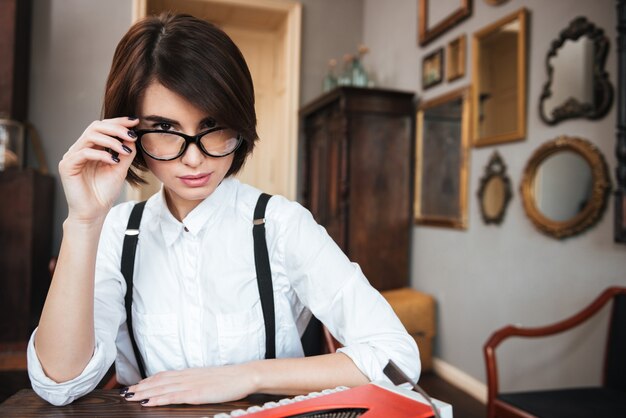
[605,293,626,391]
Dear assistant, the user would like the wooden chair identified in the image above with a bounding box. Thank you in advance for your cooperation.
[483,286,626,418]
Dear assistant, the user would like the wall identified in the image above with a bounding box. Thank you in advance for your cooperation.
[363,0,625,397]
[298,0,363,105]
[29,0,133,252]
[29,0,362,254]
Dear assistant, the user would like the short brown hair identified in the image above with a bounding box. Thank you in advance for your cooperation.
[103,13,258,185]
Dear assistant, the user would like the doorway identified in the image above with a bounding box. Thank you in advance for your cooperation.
[128,0,301,201]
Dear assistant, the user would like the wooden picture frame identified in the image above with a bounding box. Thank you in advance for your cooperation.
[446,34,466,81]
[418,0,473,47]
[414,87,471,228]
[422,48,444,90]
[471,8,528,147]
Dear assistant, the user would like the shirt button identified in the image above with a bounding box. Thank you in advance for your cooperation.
[184,226,189,232]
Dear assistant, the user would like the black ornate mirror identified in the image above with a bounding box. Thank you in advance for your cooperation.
[477,151,512,224]
[539,17,613,125]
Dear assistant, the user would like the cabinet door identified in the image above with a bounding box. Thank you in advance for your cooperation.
[348,114,412,291]
[304,108,347,250]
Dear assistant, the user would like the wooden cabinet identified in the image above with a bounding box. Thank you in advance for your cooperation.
[300,87,415,291]
[0,169,54,342]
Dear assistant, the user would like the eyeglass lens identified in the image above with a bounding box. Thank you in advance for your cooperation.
[140,129,240,159]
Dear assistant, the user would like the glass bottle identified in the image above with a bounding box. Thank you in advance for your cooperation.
[351,44,369,87]
[337,54,354,86]
[322,58,338,92]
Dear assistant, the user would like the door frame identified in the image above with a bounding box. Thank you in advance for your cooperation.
[127,0,301,201]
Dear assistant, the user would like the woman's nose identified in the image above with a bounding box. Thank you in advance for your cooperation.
[180,142,204,166]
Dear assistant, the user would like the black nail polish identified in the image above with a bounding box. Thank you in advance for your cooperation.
[140,399,149,405]
[122,144,132,154]
[127,130,137,138]
[119,387,129,395]
[124,392,135,399]
[128,116,138,120]
[112,155,120,163]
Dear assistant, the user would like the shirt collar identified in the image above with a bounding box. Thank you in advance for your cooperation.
[158,177,235,247]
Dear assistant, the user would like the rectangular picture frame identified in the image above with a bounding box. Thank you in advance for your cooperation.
[422,48,444,90]
[446,34,466,82]
[414,87,471,228]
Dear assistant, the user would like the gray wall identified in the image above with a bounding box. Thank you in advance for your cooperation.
[299,0,363,105]
[30,0,133,251]
[363,0,625,391]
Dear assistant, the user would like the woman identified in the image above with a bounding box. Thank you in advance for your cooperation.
[27,13,420,407]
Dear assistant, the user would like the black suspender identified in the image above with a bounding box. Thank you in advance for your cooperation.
[120,193,275,379]
[253,193,275,359]
[121,200,148,379]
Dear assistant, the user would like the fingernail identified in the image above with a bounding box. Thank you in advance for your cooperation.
[119,387,129,395]
[140,399,149,405]
[127,130,137,138]
[112,155,120,163]
[124,392,135,399]
[122,144,132,154]
[128,116,138,120]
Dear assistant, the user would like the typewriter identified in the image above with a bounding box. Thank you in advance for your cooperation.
[214,381,452,418]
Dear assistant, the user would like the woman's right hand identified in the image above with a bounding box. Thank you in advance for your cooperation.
[59,117,140,223]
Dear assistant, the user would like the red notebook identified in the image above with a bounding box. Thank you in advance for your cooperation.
[219,383,436,418]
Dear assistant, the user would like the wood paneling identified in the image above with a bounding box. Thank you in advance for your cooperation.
[0,169,54,342]
[301,87,415,291]
[0,0,32,120]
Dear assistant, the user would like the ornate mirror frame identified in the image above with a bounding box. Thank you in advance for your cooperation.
[539,17,614,125]
[477,151,512,224]
[520,136,611,239]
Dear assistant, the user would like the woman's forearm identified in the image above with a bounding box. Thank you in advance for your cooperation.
[34,217,105,382]
[247,353,369,396]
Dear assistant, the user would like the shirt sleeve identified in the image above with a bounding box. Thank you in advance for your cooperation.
[275,198,421,384]
[27,203,131,406]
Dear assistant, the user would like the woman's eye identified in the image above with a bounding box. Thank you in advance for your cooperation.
[157,122,172,131]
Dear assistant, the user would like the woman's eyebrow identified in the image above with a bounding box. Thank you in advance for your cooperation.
[141,115,180,126]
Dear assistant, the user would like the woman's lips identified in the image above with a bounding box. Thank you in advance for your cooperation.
[179,173,211,187]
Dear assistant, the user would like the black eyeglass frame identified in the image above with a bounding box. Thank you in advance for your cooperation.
[135,126,243,161]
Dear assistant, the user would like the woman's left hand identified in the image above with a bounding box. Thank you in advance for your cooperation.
[122,365,256,406]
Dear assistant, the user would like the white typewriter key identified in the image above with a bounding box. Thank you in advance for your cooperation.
[214,414,230,418]
[294,395,308,401]
[229,409,248,416]
[307,392,322,398]
[246,406,263,413]
[278,398,295,405]
[262,401,279,408]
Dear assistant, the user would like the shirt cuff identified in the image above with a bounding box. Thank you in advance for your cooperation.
[27,328,115,406]
[337,341,421,384]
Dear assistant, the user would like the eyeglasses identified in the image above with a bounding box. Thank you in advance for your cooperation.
[135,127,243,161]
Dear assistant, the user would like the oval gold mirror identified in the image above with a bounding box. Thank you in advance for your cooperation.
[477,151,512,224]
[520,136,611,239]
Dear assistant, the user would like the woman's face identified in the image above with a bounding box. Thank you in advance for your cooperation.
[137,81,235,220]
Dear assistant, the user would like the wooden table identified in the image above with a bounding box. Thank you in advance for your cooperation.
[0,389,280,417]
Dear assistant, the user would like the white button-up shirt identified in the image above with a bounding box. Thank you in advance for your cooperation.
[27,178,420,406]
